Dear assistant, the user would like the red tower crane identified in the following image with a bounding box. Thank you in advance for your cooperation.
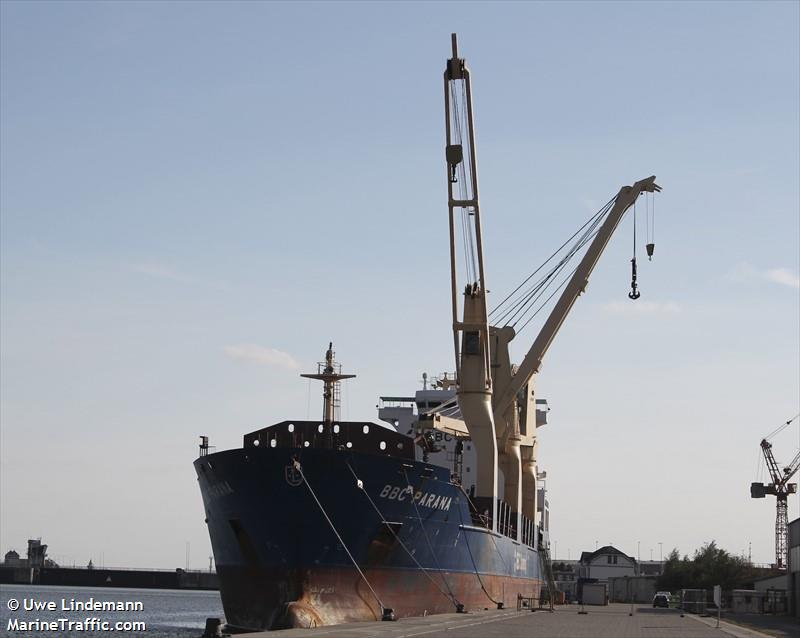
[750,415,800,569]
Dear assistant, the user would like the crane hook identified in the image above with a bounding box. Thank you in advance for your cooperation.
[628,257,640,300]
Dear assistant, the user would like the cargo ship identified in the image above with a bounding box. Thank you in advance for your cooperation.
[194,34,661,631]
[195,344,544,631]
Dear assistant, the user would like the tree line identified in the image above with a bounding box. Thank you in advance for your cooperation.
[657,541,778,591]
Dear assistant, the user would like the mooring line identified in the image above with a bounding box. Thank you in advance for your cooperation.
[453,486,502,605]
[294,459,384,618]
[400,467,462,608]
[346,461,461,610]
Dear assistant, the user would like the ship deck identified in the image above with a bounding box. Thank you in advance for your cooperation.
[234,604,779,638]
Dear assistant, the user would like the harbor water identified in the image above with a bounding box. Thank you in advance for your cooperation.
[0,584,223,637]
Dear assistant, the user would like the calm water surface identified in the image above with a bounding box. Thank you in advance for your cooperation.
[0,584,224,637]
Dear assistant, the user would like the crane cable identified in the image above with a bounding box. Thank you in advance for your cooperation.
[628,200,640,300]
[490,197,614,320]
[764,413,800,441]
[646,191,656,260]
[450,80,478,286]
[757,413,799,479]
[490,197,616,331]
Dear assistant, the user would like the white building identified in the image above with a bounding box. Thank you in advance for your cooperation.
[578,546,637,581]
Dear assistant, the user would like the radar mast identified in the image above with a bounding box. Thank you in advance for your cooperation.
[301,343,355,424]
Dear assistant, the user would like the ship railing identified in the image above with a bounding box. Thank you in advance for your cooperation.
[461,492,536,547]
[466,495,493,528]
[521,515,537,548]
[496,499,517,538]
[517,593,536,610]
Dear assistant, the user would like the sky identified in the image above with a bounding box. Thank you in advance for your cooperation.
[1,1,798,570]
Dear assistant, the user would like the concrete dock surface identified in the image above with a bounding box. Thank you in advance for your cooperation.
[236,604,789,638]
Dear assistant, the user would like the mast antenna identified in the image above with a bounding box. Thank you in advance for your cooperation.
[300,343,356,423]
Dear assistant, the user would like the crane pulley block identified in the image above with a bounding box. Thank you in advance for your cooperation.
[446,144,464,183]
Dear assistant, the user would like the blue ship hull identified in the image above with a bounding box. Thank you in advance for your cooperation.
[195,422,543,631]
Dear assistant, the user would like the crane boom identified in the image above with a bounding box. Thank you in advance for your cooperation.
[443,34,499,527]
[493,176,661,419]
[758,439,800,491]
[782,450,800,488]
[761,439,784,486]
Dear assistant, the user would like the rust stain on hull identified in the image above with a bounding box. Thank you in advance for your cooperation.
[219,565,543,631]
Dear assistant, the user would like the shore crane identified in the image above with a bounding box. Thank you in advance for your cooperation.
[750,415,800,569]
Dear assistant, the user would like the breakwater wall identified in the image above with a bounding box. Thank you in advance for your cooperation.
[0,566,218,590]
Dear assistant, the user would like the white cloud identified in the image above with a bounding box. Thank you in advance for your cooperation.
[724,262,758,284]
[602,301,682,316]
[726,262,799,289]
[764,268,800,289]
[223,344,299,370]
[129,261,191,283]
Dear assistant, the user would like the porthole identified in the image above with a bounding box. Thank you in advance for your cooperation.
[362,425,370,434]
[318,424,324,433]
[270,439,277,448]
[304,441,310,448]
[333,424,340,434]
[379,441,387,451]
[288,423,295,432]
[253,439,260,447]
[346,442,353,449]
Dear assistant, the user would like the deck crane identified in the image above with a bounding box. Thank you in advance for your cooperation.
[750,415,800,569]
[442,33,662,535]
[489,176,661,531]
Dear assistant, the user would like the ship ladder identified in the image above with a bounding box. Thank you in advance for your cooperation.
[537,542,556,612]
